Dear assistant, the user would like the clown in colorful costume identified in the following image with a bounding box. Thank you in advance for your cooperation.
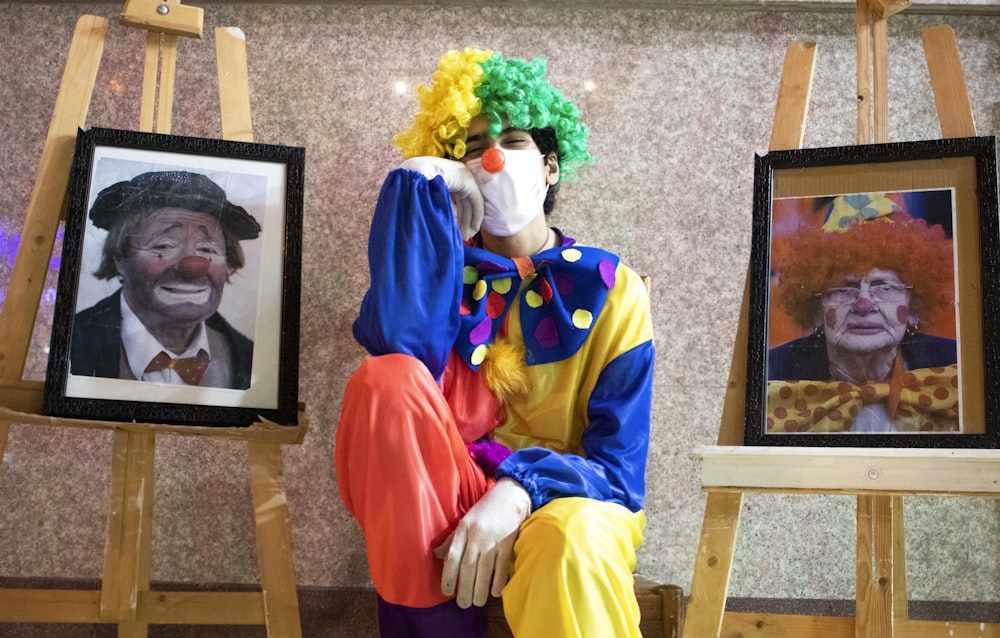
[335,48,655,638]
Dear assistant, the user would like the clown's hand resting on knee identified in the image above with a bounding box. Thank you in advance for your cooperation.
[434,477,531,608]
[400,156,484,240]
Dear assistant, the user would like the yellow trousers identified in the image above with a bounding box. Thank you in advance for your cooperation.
[503,497,646,638]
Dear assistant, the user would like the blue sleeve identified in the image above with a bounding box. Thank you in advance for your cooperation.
[496,340,654,512]
[352,168,464,381]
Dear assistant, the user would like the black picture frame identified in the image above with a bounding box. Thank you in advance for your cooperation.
[43,127,304,427]
[745,136,1000,448]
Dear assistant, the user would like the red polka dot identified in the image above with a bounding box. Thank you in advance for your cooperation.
[486,291,506,318]
[779,386,792,399]
[794,399,808,411]
[829,409,843,421]
[775,406,788,419]
[804,384,819,396]
[934,387,950,400]
[919,395,933,408]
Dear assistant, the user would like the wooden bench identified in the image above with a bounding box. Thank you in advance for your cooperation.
[487,575,684,637]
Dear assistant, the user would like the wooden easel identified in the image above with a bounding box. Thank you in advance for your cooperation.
[683,2,1000,637]
[0,3,306,636]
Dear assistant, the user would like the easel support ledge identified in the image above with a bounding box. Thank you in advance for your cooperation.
[695,444,1000,496]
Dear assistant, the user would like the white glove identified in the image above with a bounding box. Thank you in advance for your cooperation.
[434,477,531,608]
[401,156,484,240]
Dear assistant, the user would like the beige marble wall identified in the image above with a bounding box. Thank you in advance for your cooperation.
[0,1,997,604]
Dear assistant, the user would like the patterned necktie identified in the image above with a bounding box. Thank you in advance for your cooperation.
[144,351,210,385]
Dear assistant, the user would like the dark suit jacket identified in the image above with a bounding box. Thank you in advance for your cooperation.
[70,290,254,390]
[768,331,957,381]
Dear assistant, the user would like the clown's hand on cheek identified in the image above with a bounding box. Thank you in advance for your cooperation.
[400,156,484,240]
[434,477,531,608]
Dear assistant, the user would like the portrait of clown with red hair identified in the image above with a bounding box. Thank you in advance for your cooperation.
[766,189,960,434]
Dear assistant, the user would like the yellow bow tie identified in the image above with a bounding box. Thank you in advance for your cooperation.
[767,364,959,433]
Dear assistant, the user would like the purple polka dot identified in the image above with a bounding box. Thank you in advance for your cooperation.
[534,316,560,349]
[476,259,510,274]
[554,271,574,296]
[469,317,493,345]
[598,259,616,289]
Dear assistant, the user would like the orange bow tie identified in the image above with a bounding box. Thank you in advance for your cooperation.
[145,350,210,386]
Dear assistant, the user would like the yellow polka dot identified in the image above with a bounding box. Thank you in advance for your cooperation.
[471,344,488,366]
[561,248,582,263]
[473,280,487,301]
[492,277,512,294]
[525,290,543,308]
[463,266,479,285]
[572,309,593,329]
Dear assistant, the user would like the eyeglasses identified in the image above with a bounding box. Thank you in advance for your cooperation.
[817,282,912,305]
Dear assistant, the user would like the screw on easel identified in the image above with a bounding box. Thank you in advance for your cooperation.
[120,0,204,39]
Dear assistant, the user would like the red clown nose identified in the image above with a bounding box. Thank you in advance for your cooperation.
[481,148,505,173]
[178,255,211,278]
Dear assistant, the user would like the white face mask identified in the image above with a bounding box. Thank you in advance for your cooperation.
[467,148,549,237]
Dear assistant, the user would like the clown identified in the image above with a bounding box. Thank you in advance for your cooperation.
[335,48,655,637]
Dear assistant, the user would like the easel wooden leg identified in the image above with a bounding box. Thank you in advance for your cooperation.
[681,492,743,638]
[922,24,977,138]
[0,422,9,466]
[101,430,155,637]
[0,14,106,379]
[248,441,302,638]
[855,495,895,637]
[891,496,908,623]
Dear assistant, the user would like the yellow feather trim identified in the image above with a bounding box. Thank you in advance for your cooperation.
[481,339,530,405]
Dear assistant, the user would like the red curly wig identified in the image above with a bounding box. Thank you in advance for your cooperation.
[771,214,955,332]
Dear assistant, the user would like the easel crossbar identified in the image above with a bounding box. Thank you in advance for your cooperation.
[696,445,1000,495]
[0,589,266,625]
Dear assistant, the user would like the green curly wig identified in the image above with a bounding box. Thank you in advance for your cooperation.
[393,48,593,182]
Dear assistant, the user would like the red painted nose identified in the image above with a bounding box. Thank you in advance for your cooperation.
[481,148,505,173]
[853,296,875,313]
[178,255,211,278]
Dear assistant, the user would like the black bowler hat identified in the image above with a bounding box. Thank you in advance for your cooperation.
[88,170,261,240]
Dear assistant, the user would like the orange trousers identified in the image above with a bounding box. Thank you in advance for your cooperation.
[336,353,491,608]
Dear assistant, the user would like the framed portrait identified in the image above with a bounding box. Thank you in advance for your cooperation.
[43,127,305,427]
[744,136,1000,448]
